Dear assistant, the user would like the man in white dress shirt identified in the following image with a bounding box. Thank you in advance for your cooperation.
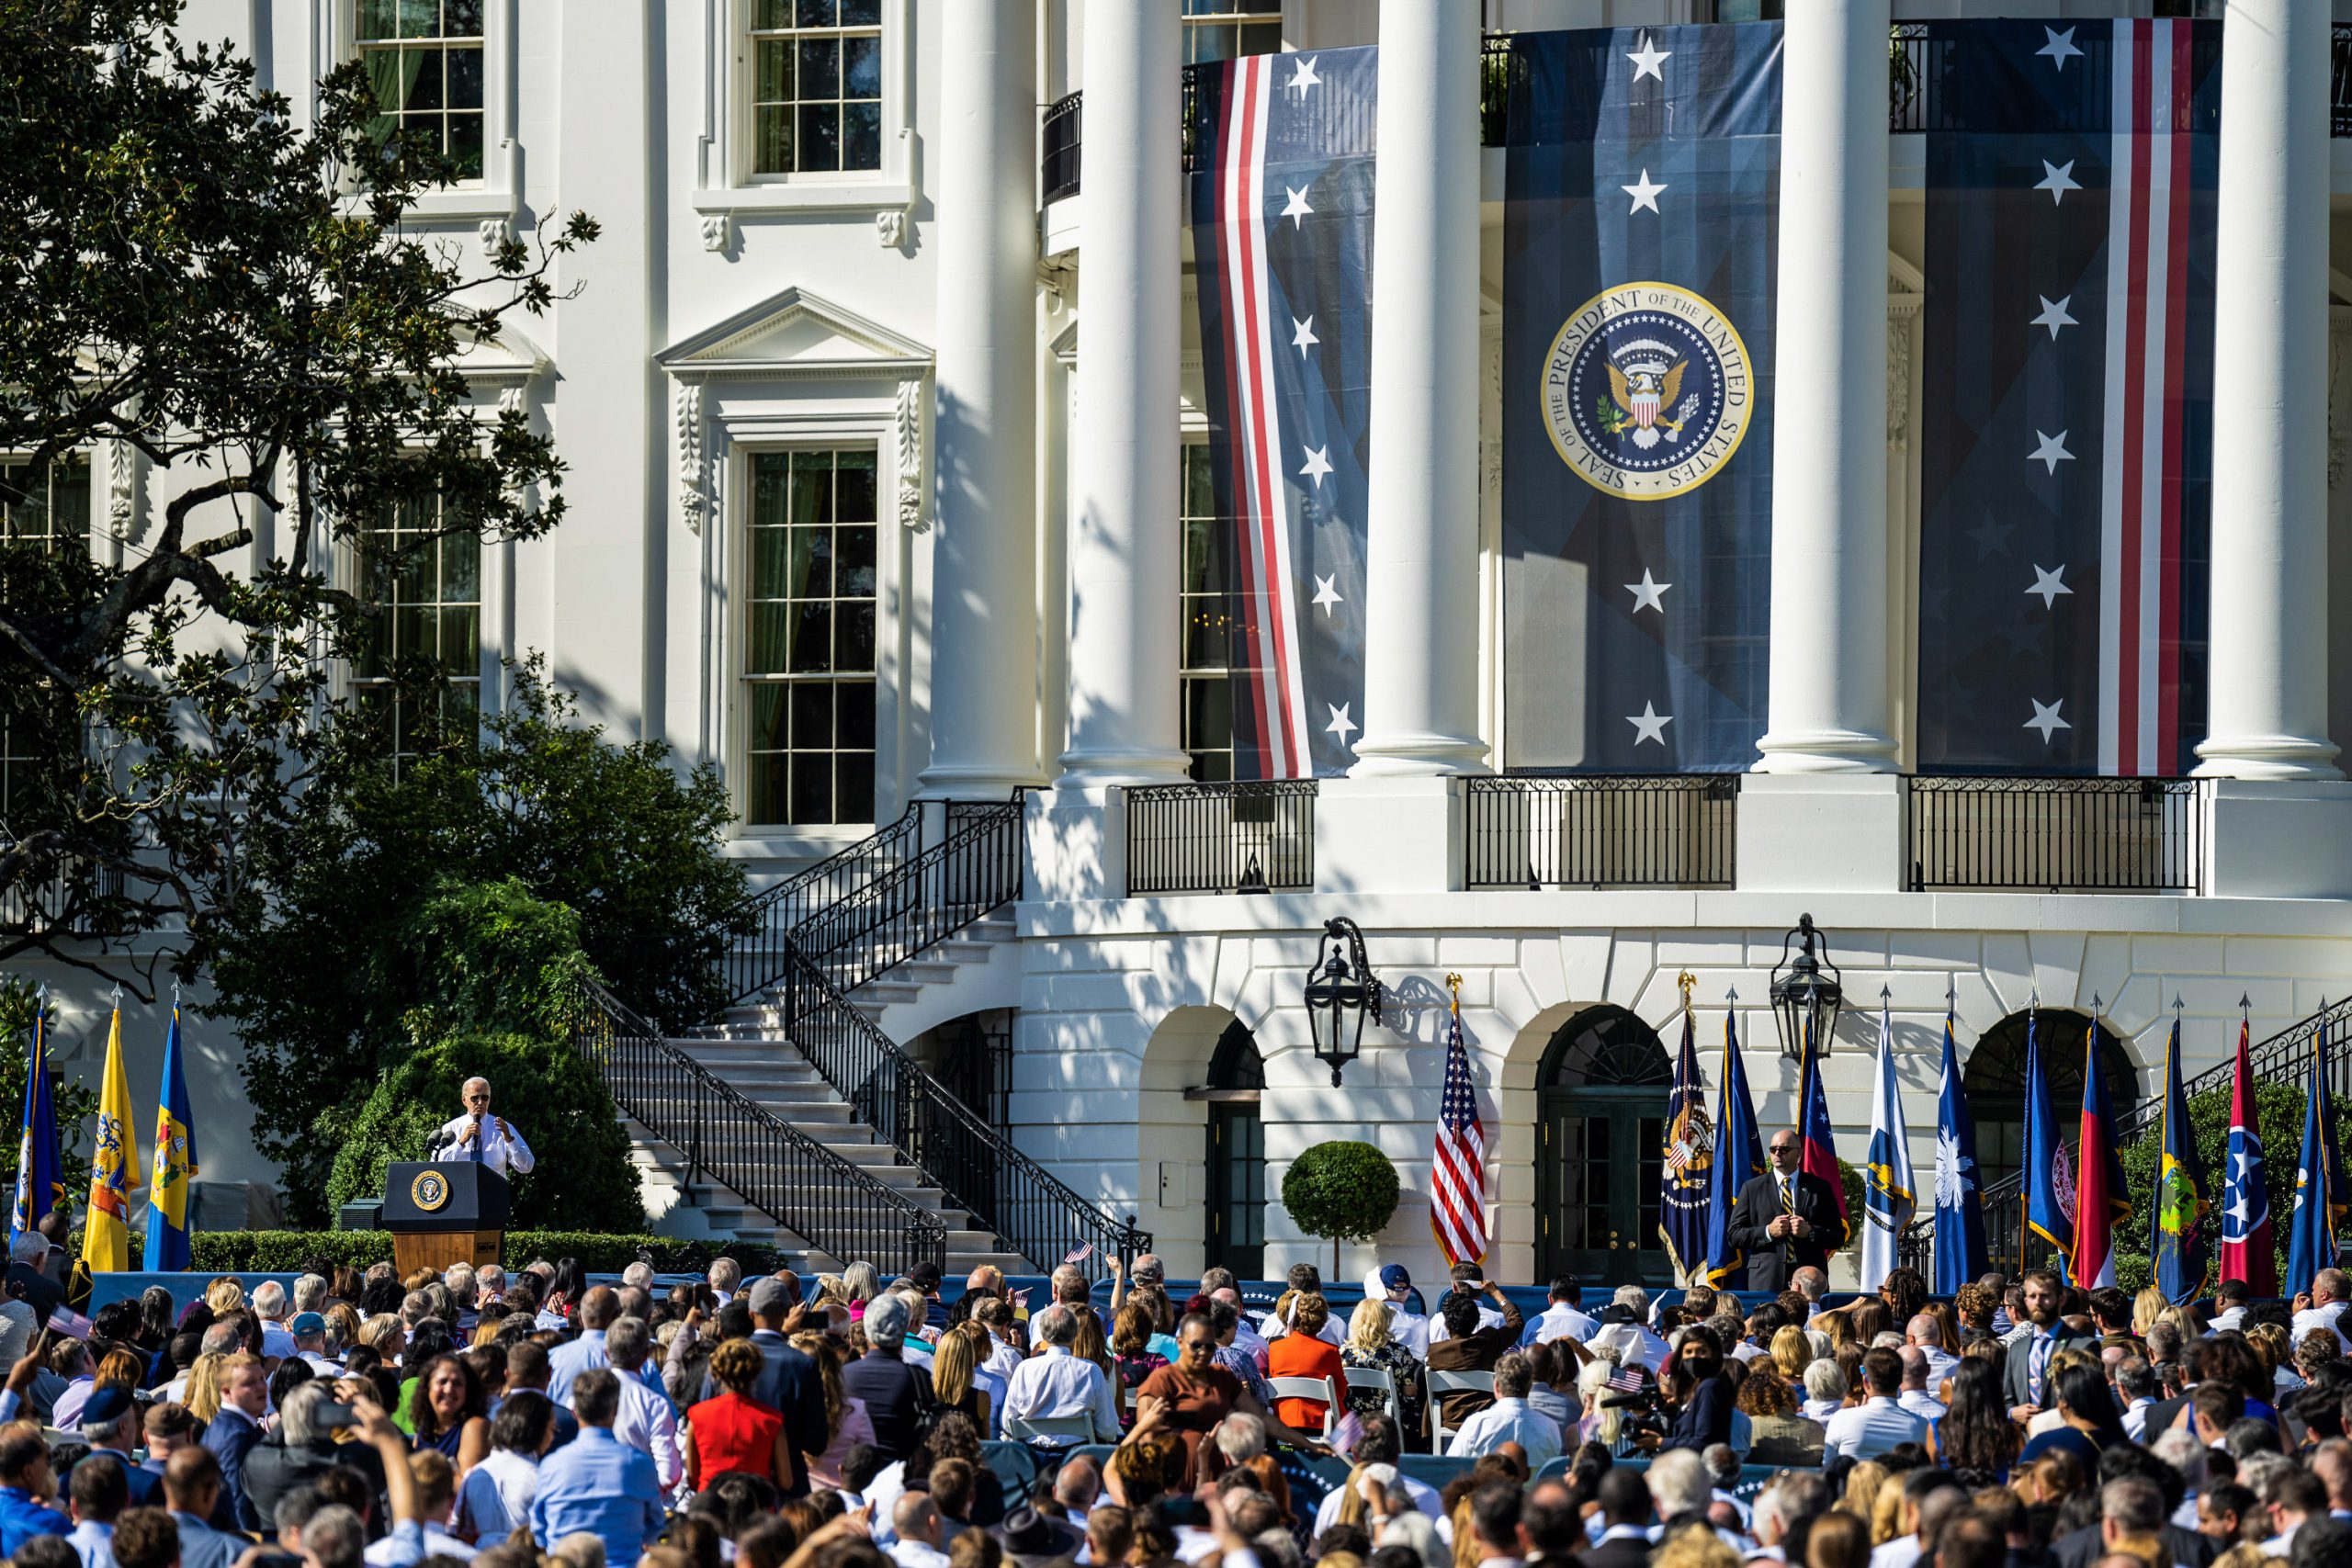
[600,1317,681,1493]
[1363,1266,1430,1358]
[432,1078,537,1177]
[1445,1354,1563,1468]
[1905,1314,1960,1388]
[1894,1348,1947,1422]
[2210,1279,2252,1335]
[1426,1263,1506,1346]
[1521,1277,1597,1348]
[1001,1306,1118,1446]
[1823,1348,1929,1461]
[2293,1269,2352,1354]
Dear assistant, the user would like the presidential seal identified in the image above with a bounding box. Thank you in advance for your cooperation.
[410,1168,451,1213]
[1540,282,1754,500]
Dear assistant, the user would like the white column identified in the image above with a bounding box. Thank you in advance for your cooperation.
[1057,0,1188,785]
[920,0,1043,795]
[1752,0,1896,773]
[1349,0,1487,776]
[2194,0,2340,780]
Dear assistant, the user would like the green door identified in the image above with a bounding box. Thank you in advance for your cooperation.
[1206,1102,1265,1280]
[1532,1005,1673,1287]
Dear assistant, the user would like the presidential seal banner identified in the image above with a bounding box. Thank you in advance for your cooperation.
[1498,25,1780,772]
[1658,993,1713,1283]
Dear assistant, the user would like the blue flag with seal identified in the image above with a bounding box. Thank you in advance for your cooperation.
[1659,993,1713,1283]
[1497,25,1780,771]
[2152,1009,2210,1303]
[2023,1010,2074,1277]
[145,1008,198,1274]
[2287,1008,2347,1296]
[1702,1004,1762,1288]
[1932,1004,1988,1294]
[8,1000,62,1253]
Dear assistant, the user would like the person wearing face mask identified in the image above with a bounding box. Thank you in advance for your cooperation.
[1125,1312,1332,1488]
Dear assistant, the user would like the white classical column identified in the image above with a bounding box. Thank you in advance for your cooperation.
[919,0,1043,796]
[1348,0,1487,777]
[2194,0,2340,780]
[1752,0,1896,773]
[1057,0,1188,785]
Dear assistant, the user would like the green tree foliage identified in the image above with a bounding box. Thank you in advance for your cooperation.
[1283,1141,1403,1272]
[207,673,746,1223]
[0,0,595,984]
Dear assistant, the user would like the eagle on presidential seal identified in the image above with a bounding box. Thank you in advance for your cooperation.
[1597,339,1700,451]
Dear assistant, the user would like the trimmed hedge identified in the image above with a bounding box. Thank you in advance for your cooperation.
[77,1230,787,1276]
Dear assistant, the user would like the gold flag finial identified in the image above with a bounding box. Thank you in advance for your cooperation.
[1444,971,1464,998]
[1677,969,1697,1015]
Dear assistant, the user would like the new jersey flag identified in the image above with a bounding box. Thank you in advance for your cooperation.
[2071,1018,2132,1288]
[1702,1007,1763,1288]
[76,1006,137,1278]
[8,1004,62,1253]
[1932,1005,1988,1294]
[145,1009,198,1273]
[2151,1010,2210,1303]
[1860,998,1917,1293]
[1659,1003,1713,1283]
[2023,1012,2075,1274]
[2287,1011,2347,1296]
[2219,1016,2276,1295]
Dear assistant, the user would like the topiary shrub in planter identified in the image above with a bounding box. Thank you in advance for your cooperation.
[1282,1140,1403,1277]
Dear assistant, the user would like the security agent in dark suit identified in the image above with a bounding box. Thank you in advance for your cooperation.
[2002,1269,2098,1421]
[1724,1129,1846,1292]
[1575,1468,1657,1568]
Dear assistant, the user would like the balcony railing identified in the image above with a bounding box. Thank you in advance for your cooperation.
[1126,781,1316,897]
[1465,774,1737,892]
[0,858,127,938]
[1904,777,2202,894]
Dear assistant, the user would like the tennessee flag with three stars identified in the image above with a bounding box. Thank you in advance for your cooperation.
[74,1004,138,1280]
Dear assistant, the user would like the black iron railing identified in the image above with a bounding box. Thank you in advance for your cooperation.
[1043,91,1082,205]
[568,976,947,1275]
[789,795,1026,998]
[2337,26,2352,137]
[778,946,1151,1278]
[1126,781,1316,897]
[1465,774,1737,891]
[720,805,925,1004]
[0,858,125,937]
[1905,995,2352,1280]
[1905,777,2202,894]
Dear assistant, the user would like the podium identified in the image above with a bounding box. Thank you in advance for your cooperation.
[381,1161,508,1276]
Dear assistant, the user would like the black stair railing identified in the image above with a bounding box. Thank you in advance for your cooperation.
[568,975,947,1275]
[1902,996,2352,1278]
[790,795,1028,998]
[721,803,926,1004]
[779,944,1151,1278]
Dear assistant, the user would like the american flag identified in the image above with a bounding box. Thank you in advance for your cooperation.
[1430,990,1487,1267]
[1606,1366,1647,1393]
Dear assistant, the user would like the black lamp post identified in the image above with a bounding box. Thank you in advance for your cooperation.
[1769,912,1843,1061]
[1303,917,1383,1087]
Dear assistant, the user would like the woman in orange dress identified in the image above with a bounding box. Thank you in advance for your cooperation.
[1126,1310,1331,1489]
[1262,1292,1349,1436]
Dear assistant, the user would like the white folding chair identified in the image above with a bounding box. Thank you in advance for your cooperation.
[1267,1374,1342,1441]
[1425,1369,1495,1450]
[1006,1412,1100,1447]
[1340,1363,1401,1425]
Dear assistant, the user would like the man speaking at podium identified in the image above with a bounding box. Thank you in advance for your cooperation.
[430,1077,537,1177]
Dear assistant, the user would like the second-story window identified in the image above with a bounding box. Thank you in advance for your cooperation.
[0,457,88,826]
[749,0,884,176]
[1182,0,1282,65]
[357,0,487,179]
[354,488,481,768]
[1179,445,1241,783]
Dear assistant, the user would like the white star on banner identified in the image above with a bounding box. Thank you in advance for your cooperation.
[2029,430,2075,475]
[1623,169,1668,215]
[2025,564,2073,609]
[2025,697,2072,742]
[1624,570,1671,615]
[2035,160,2081,206]
[1325,703,1358,745]
[1291,316,1318,355]
[1626,33,1672,82]
[1627,702,1673,746]
[1282,184,1314,228]
[2037,27,2083,69]
[1312,574,1342,616]
[1299,445,1332,487]
[2030,295,2077,340]
[1287,55,1321,95]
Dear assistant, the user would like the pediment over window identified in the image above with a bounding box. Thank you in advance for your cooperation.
[656,287,932,381]
[451,321,550,389]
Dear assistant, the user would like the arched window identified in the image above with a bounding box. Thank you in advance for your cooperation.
[1204,1020,1264,1280]
[1536,1005,1672,1287]
[1962,1010,2137,1194]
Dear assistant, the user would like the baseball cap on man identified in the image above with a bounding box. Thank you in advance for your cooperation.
[290,1312,326,1337]
[748,1277,795,1317]
[1379,1265,1412,1294]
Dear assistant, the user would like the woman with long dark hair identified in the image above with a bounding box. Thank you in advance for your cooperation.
[1926,1357,2019,1480]
[406,1352,492,1472]
[2018,1362,2127,1469]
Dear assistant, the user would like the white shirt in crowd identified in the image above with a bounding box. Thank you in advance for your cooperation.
[1521,1301,1599,1348]
[1427,1303,1507,1346]
[456,1449,542,1543]
[2292,1299,2352,1354]
[1822,1395,1930,1461]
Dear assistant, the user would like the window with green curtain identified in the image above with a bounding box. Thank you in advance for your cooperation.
[745,0,884,176]
[352,483,481,770]
[356,0,485,178]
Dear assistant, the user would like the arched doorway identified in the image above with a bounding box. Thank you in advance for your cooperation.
[1536,1005,1672,1287]
[1961,1010,2137,1195]
[1202,1021,1265,1280]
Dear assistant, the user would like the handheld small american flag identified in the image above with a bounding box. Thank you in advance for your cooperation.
[1606,1366,1647,1393]
[1430,976,1487,1268]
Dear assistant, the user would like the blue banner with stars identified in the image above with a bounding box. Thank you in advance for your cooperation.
[1917,19,2218,775]
[1498,25,1781,773]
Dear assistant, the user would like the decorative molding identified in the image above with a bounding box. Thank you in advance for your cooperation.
[895,377,927,533]
[698,213,733,255]
[656,283,933,378]
[496,385,526,416]
[676,383,707,534]
[695,0,915,214]
[1886,311,1914,454]
[875,209,907,251]
[106,439,140,541]
[477,218,512,257]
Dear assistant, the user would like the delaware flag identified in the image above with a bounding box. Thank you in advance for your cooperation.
[145,1010,198,1273]
[2071,1017,2132,1288]
[2151,1010,2210,1303]
[2286,1010,2346,1295]
[75,1007,137,1278]
[2022,1012,2074,1274]
[2219,1014,2276,1293]
[1796,1014,1849,1247]
[1859,998,1917,1292]
[1702,1007,1763,1288]
[1932,1006,1988,1294]
[8,1004,62,1253]
[1658,1002,1713,1283]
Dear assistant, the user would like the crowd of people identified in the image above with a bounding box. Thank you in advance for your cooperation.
[1,1249,2350,1568]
